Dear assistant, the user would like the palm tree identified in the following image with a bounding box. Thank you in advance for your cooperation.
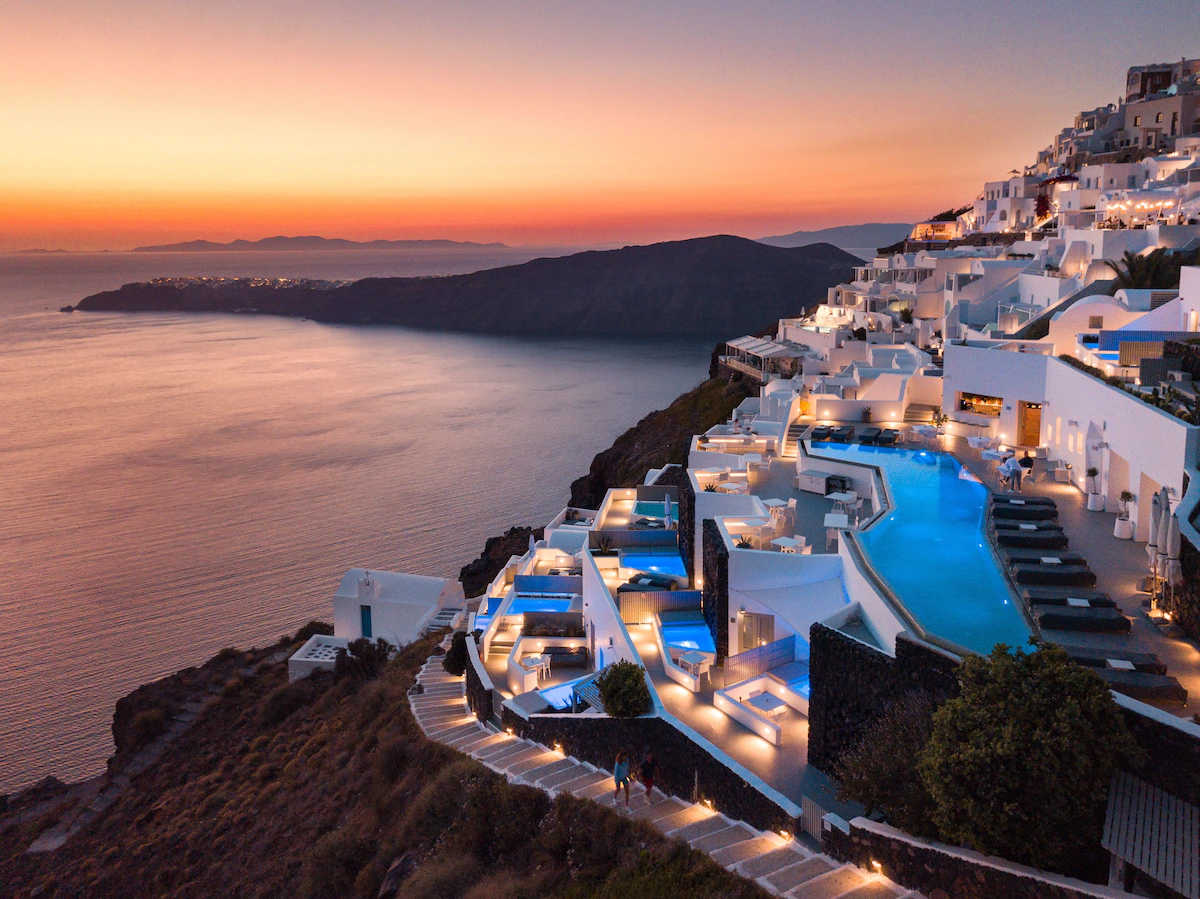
[1104,249,1176,291]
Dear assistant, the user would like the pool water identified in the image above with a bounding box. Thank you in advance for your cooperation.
[619,549,687,577]
[812,444,1030,655]
[507,596,576,615]
[660,621,716,654]
[633,500,677,517]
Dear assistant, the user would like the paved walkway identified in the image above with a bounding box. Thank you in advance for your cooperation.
[411,638,921,899]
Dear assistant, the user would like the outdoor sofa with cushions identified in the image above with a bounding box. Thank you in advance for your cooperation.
[810,426,832,441]
[1021,586,1116,608]
[1012,563,1097,587]
[542,646,590,670]
[876,429,900,446]
[991,519,1063,532]
[830,426,854,442]
[1002,549,1085,567]
[1059,647,1167,675]
[859,427,881,445]
[617,573,678,593]
[1033,606,1131,633]
[994,531,1069,549]
[1095,669,1187,707]
[992,495,1056,508]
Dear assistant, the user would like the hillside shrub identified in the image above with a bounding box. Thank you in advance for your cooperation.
[299,829,378,899]
[596,661,651,718]
[335,637,394,682]
[920,644,1142,876]
[127,708,170,751]
[442,632,468,677]
[289,620,334,644]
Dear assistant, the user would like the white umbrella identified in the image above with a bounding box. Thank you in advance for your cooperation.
[1167,513,1183,590]
[1146,491,1162,573]
[528,533,537,555]
[1157,489,1173,595]
[664,495,672,521]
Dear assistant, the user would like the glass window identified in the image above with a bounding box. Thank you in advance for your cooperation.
[1088,315,1104,329]
[958,392,1002,418]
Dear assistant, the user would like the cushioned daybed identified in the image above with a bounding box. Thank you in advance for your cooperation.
[1060,648,1167,675]
[1096,669,1187,706]
[1022,587,1116,608]
[994,531,1069,549]
[1034,606,1130,633]
[1012,563,1097,587]
[859,427,881,445]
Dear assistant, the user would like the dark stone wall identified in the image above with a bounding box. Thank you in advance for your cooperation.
[677,472,697,587]
[701,519,729,661]
[464,638,495,725]
[1120,705,1200,806]
[824,819,1116,899]
[806,625,960,772]
[500,707,796,833]
[1173,530,1200,643]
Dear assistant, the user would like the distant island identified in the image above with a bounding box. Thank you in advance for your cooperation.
[132,235,509,252]
[75,235,859,339]
[758,222,913,250]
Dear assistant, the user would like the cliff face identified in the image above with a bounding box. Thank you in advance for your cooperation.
[74,235,857,339]
[457,525,544,598]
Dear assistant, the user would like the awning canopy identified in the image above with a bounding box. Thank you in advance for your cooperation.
[1103,770,1200,899]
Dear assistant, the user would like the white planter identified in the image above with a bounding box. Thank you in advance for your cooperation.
[1113,517,1135,540]
[1087,493,1106,512]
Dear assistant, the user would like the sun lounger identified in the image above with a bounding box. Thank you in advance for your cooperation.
[992,495,1056,508]
[1012,563,1096,587]
[1034,606,1130,633]
[830,426,854,442]
[991,519,1063,532]
[994,531,1069,549]
[1095,669,1187,706]
[1003,550,1085,568]
[991,505,1059,521]
[1021,587,1116,608]
[877,429,900,446]
[859,427,881,445]
[810,426,832,441]
[542,646,590,670]
[1059,648,1167,675]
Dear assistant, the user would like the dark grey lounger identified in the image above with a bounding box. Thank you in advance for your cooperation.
[1022,587,1115,608]
[992,495,1056,508]
[1060,648,1167,675]
[1034,606,1130,633]
[830,426,854,442]
[992,519,1063,532]
[995,531,1069,549]
[1003,549,1085,567]
[877,429,900,446]
[859,427,881,445]
[810,426,832,441]
[1095,669,1187,706]
[992,505,1059,521]
[1012,564,1096,587]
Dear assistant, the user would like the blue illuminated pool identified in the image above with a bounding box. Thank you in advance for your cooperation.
[507,596,576,615]
[811,444,1030,655]
[619,549,686,577]
[633,500,677,517]
[658,612,716,654]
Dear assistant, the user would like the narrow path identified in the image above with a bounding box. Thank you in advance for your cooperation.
[411,638,922,899]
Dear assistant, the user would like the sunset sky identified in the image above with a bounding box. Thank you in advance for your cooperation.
[2,1,1195,250]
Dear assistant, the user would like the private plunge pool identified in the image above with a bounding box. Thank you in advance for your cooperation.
[619,548,687,578]
[810,444,1031,656]
[633,499,677,518]
[658,611,716,654]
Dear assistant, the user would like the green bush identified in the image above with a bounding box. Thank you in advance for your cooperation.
[258,681,313,726]
[442,631,469,677]
[290,620,334,645]
[299,828,377,899]
[919,644,1142,876]
[335,637,395,682]
[596,661,651,718]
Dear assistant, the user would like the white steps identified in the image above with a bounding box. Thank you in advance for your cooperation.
[408,654,918,899]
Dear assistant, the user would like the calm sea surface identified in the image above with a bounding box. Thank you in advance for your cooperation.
[0,249,712,793]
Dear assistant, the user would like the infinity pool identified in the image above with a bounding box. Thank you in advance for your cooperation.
[658,612,717,653]
[633,500,677,517]
[619,548,687,577]
[812,444,1030,655]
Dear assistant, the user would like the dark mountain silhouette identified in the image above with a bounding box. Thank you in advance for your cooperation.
[78,235,859,339]
[132,235,508,252]
[758,222,912,250]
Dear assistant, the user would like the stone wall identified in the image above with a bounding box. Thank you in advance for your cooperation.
[823,818,1119,899]
[464,638,495,725]
[701,519,729,661]
[500,707,796,833]
[1173,529,1200,643]
[1120,704,1200,806]
[677,472,697,587]
[806,624,960,772]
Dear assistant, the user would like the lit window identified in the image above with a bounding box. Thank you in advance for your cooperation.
[1156,112,1163,123]
[1134,115,1142,126]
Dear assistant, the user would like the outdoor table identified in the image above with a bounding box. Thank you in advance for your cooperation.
[824,513,849,529]
[827,491,856,513]
[762,498,786,508]
[771,536,801,553]
[746,693,788,718]
[980,449,1012,462]
[717,482,748,494]
[1106,659,1137,671]
[677,651,712,678]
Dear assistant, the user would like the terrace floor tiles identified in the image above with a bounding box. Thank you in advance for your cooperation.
[764,857,836,894]
[785,866,866,899]
[666,814,732,842]
[735,845,810,880]
[708,833,787,868]
[689,823,756,853]
[649,804,712,834]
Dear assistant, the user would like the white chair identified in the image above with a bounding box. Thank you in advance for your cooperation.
[849,498,865,525]
[786,497,797,527]
[826,528,839,551]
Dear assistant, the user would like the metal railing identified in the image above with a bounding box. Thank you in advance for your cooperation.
[723,635,796,687]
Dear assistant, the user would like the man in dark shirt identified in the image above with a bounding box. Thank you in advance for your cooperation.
[639,752,657,797]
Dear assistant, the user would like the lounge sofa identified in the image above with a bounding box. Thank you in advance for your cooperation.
[991,505,1059,521]
[1060,648,1167,675]
[1095,669,1187,707]
[1034,606,1130,633]
[1022,587,1116,608]
[859,427,881,445]
[1012,563,1097,587]
[542,646,590,670]
[876,429,900,446]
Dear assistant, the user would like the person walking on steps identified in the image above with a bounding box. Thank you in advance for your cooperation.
[639,752,657,799]
[613,750,632,809]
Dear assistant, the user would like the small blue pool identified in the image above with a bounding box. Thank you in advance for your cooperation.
[633,500,676,517]
[811,444,1030,655]
[507,596,575,615]
[620,549,687,577]
[539,675,590,710]
[659,619,716,654]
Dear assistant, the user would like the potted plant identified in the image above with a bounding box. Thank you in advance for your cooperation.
[736,537,754,549]
[1085,466,1105,511]
[1114,490,1136,539]
[860,406,872,423]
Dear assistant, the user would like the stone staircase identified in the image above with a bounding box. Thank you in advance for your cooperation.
[902,404,936,423]
[782,422,808,459]
[423,607,464,635]
[410,641,921,899]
